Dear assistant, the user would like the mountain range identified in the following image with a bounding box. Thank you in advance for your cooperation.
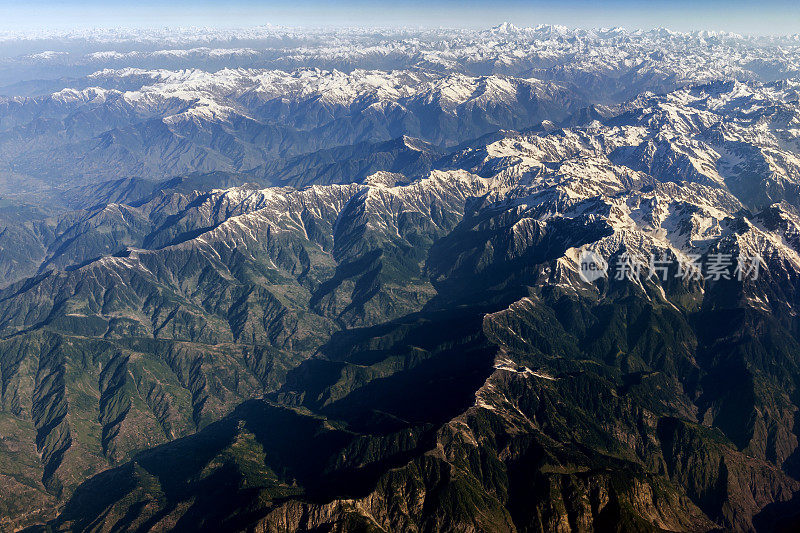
[3,24,800,532]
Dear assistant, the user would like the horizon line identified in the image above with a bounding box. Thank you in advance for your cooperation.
[0,22,798,40]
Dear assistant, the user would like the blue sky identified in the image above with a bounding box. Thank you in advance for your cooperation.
[1,0,797,35]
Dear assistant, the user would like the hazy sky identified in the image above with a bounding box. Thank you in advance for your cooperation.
[1,0,798,35]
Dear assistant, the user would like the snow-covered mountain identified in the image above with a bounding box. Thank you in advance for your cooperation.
[4,24,800,533]
[0,67,581,188]
[3,24,800,95]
